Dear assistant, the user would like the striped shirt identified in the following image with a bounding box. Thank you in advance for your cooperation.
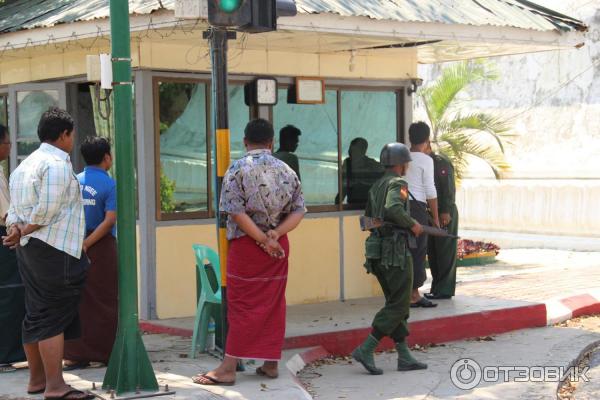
[6,143,85,258]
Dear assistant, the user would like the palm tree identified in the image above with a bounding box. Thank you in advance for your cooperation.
[419,60,512,180]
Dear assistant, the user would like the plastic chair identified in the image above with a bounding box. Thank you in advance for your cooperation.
[190,244,223,358]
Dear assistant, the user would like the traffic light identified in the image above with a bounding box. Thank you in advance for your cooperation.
[208,0,296,33]
[208,0,251,28]
[218,0,243,13]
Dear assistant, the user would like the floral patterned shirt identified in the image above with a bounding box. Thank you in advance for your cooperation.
[219,149,306,240]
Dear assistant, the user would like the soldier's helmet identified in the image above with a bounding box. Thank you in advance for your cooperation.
[380,142,412,167]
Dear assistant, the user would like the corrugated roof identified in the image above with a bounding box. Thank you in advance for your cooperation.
[0,0,587,34]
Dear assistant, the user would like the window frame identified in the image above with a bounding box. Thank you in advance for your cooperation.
[153,76,254,221]
[153,76,212,221]
[272,83,404,213]
[8,82,67,171]
[152,73,408,220]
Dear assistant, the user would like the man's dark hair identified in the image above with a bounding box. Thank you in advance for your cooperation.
[279,125,301,151]
[81,136,111,166]
[349,137,368,156]
[244,118,274,145]
[37,107,74,143]
[408,121,431,145]
[0,124,7,142]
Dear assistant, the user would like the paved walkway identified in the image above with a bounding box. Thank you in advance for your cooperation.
[301,326,600,400]
[146,250,600,342]
[0,335,310,400]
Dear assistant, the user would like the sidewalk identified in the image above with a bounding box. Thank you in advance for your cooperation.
[1,250,599,400]
[0,335,311,400]
[144,249,600,354]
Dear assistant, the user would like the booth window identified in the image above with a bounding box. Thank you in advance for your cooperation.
[16,90,60,162]
[155,80,210,219]
[273,89,339,210]
[339,90,398,209]
[228,85,251,161]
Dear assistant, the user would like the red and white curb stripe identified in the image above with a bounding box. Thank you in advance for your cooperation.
[286,346,330,400]
[545,290,600,325]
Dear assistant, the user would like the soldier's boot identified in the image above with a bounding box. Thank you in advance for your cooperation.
[396,341,427,371]
[351,335,383,375]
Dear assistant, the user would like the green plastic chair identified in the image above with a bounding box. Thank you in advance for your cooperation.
[190,244,223,358]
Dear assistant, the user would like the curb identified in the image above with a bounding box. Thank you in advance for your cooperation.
[285,346,329,400]
[139,292,600,355]
[282,303,547,355]
[545,291,600,326]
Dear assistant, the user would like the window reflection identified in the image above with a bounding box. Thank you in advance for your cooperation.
[228,85,250,161]
[16,90,59,160]
[339,91,397,208]
[273,89,338,206]
[157,81,208,214]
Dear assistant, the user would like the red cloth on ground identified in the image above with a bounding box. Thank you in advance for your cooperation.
[225,234,289,361]
[64,234,118,363]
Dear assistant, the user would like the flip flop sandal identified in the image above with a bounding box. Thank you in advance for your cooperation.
[28,388,46,395]
[63,362,90,371]
[410,298,438,308]
[256,366,279,379]
[424,293,452,300]
[192,373,235,386]
[44,389,95,400]
[0,364,17,373]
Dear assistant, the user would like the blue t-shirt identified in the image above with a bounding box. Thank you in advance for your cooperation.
[78,166,117,237]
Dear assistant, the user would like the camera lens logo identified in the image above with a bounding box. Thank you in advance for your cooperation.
[451,358,482,390]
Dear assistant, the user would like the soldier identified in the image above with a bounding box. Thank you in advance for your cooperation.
[425,143,459,299]
[352,143,427,375]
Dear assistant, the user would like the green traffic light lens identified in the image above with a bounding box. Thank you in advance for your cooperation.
[218,0,242,13]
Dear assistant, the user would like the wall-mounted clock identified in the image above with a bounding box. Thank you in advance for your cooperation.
[244,77,278,106]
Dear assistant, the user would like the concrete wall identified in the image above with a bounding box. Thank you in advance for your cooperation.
[417,0,600,238]
[456,179,600,237]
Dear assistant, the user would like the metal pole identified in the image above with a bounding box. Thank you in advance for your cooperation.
[103,0,158,394]
[208,28,232,352]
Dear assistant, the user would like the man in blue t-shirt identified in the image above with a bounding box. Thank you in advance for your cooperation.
[64,136,118,369]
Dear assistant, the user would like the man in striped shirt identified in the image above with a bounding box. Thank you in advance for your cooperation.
[2,108,92,400]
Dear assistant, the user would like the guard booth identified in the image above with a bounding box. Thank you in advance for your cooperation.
[0,0,586,321]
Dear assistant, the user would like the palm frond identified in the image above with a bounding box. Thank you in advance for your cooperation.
[438,132,510,180]
[439,113,514,153]
[420,60,497,130]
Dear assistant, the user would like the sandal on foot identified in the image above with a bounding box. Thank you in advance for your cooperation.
[44,389,95,400]
[410,298,438,308]
[424,293,452,300]
[192,373,235,386]
[63,362,90,371]
[28,387,46,395]
[0,364,16,373]
[256,366,278,379]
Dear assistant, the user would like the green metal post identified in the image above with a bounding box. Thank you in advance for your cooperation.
[103,0,158,394]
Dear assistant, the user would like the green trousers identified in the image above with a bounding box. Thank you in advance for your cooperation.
[371,258,413,341]
[428,205,459,296]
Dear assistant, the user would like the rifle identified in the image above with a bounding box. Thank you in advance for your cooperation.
[359,216,459,239]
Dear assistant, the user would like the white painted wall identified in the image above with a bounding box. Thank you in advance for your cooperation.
[416,0,600,238]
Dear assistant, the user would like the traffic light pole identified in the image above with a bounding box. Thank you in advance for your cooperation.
[103,0,159,395]
[207,27,234,353]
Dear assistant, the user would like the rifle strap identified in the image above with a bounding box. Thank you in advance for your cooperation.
[407,190,435,226]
